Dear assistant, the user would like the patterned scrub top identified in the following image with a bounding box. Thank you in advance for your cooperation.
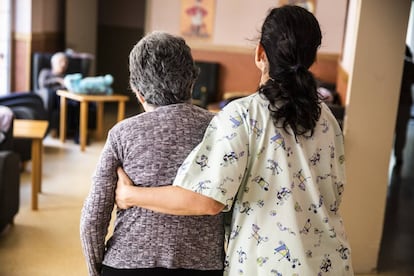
[173,93,354,276]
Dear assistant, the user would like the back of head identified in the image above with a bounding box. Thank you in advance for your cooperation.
[129,31,199,106]
[259,5,322,136]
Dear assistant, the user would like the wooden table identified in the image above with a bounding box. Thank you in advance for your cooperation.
[13,119,49,210]
[57,90,129,151]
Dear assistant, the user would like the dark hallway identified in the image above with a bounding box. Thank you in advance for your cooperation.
[378,116,414,275]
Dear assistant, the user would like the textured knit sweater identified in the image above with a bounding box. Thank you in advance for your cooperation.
[80,103,224,276]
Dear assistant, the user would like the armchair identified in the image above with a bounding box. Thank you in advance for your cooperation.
[32,52,92,92]
[0,150,20,233]
[192,61,220,109]
[0,113,20,233]
[0,92,47,162]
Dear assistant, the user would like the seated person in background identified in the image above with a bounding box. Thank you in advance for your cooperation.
[38,52,68,92]
[38,52,90,143]
[38,52,69,136]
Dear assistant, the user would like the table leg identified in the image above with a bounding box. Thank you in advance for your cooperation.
[117,101,126,122]
[31,139,41,210]
[80,101,88,151]
[38,142,43,193]
[59,96,67,143]
[95,102,104,140]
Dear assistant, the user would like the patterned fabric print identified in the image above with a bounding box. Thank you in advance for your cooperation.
[174,93,354,276]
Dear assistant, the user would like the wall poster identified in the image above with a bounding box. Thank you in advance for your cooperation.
[180,0,216,41]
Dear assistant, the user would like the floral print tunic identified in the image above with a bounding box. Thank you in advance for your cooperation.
[173,93,354,275]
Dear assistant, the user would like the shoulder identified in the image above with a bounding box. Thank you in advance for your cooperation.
[39,68,51,75]
[217,92,269,124]
[111,104,213,132]
[38,69,53,80]
[320,102,341,124]
[38,69,48,76]
[220,92,262,114]
[109,113,145,135]
[318,102,344,141]
[187,104,215,120]
[156,103,215,121]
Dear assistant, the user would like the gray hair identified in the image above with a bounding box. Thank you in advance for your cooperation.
[129,31,199,105]
[51,52,67,66]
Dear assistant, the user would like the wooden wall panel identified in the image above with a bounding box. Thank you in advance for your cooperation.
[11,33,31,92]
[336,62,349,105]
[192,48,260,101]
[31,32,65,53]
[11,32,63,92]
[310,53,339,85]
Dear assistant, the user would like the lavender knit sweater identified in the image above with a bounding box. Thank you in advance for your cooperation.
[80,103,224,276]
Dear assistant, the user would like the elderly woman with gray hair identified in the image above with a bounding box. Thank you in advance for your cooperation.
[80,31,224,276]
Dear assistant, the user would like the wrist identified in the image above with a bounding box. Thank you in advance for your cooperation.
[126,185,138,208]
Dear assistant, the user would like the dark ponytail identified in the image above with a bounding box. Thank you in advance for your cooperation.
[258,5,322,137]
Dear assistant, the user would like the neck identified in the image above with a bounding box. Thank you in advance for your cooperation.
[142,101,157,112]
[260,72,270,86]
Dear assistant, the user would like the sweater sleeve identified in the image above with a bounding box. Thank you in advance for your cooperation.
[80,129,121,276]
[38,69,54,89]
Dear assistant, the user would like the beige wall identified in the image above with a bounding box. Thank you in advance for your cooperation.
[341,0,410,272]
[145,0,346,100]
[315,0,348,53]
[146,0,347,54]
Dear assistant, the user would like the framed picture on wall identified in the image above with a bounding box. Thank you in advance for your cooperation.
[279,0,317,14]
[180,0,216,40]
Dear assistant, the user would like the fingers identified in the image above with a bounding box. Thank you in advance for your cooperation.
[117,167,132,186]
[117,166,126,180]
[115,167,130,209]
[115,167,135,209]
